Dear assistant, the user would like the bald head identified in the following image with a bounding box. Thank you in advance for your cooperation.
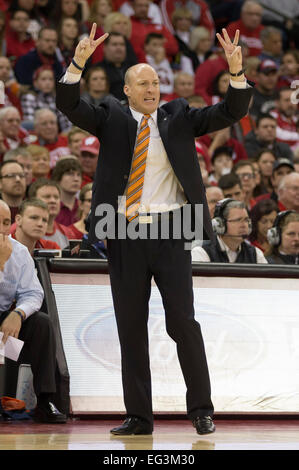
[123,63,160,114]
[0,199,11,235]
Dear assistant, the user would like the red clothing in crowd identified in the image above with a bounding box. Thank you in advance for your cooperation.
[195,54,228,102]
[31,134,70,168]
[161,0,215,36]
[270,109,299,150]
[130,16,178,62]
[197,135,248,164]
[226,19,264,57]
[55,199,79,227]
[66,223,85,240]
[3,127,31,151]
[5,29,35,66]
[11,230,60,250]
[81,173,93,188]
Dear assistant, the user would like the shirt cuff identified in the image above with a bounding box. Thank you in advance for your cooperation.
[60,70,82,84]
[230,78,249,89]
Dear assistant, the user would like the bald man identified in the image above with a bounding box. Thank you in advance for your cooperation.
[56,24,253,435]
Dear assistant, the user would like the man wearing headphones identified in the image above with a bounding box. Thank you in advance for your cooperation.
[266,211,299,264]
[192,198,267,263]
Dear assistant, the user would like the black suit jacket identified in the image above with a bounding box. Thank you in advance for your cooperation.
[56,80,253,243]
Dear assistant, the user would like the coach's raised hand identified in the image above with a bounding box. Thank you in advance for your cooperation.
[216,28,245,81]
[69,23,109,72]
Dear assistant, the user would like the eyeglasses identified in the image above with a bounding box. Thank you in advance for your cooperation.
[0,173,26,180]
[237,173,255,180]
[227,217,251,224]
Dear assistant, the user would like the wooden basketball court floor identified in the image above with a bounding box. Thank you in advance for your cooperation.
[1,417,299,451]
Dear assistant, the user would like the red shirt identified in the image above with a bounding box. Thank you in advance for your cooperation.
[11,230,60,250]
[6,29,35,65]
[55,199,79,227]
[160,0,215,37]
[197,135,248,164]
[226,19,264,57]
[270,109,299,150]
[31,134,70,168]
[194,54,228,100]
[66,224,84,240]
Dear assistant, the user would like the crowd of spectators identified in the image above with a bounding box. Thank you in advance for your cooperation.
[0,0,298,266]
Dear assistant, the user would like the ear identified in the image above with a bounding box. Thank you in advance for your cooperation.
[15,214,22,227]
[123,83,130,99]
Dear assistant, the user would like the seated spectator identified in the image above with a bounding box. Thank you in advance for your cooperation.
[28,178,72,249]
[50,0,90,30]
[259,26,282,66]
[0,56,23,115]
[5,8,36,66]
[130,0,178,62]
[12,198,60,253]
[145,32,174,96]
[0,160,26,222]
[277,50,299,89]
[0,106,30,151]
[8,0,45,39]
[51,157,82,226]
[0,199,67,424]
[206,186,224,218]
[95,31,136,103]
[85,0,112,38]
[211,70,230,105]
[245,113,294,161]
[218,173,246,202]
[249,60,279,120]
[226,0,264,57]
[161,0,215,37]
[57,17,80,67]
[266,210,299,264]
[21,66,72,132]
[161,72,194,103]
[120,0,163,25]
[81,65,111,106]
[276,173,299,212]
[14,27,65,86]
[3,147,33,190]
[249,198,278,253]
[255,148,276,193]
[208,146,234,185]
[171,8,198,74]
[79,135,99,185]
[192,199,267,263]
[194,49,228,103]
[33,108,70,168]
[189,26,212,70]
[67,182,93,239]
[67,126,89,158]
[270,88,299,151]
[26,144,51,180]
[199,127,248,163]
[232,160,257,210]
[254,158,295,206]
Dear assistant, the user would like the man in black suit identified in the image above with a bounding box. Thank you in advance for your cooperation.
[56,24,253,435]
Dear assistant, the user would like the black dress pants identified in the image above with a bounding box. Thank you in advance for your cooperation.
[107,224,214,428]
[0,311,57,397]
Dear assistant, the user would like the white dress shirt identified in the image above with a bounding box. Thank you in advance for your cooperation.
[0,237,44,318]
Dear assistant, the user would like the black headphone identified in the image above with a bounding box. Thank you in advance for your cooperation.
[267,210,296,246]
[212,198,252,235]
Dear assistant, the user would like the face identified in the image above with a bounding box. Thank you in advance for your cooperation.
[35,111,58,142]
[263,33,282,56]
[124,64,160,114]
[258,152,275,177]
[212,155,233,177]
[218,73,230,95]
[0,57,11,83]
[235,165,256,193]
[79,151,98,177]
[16,206,49,241]
[18,0,35,9]
[61,18,78,39]
[111,17,130,37]
[282,53,298,76]
[0,109,21,140]
[280,221,299,255]
[88,69,107,94]
[62,0,78,16]
[257,210,277,239]
[133,0,149,19]
[69,132,87,157]
[278,89,297,118]
[206,187,223,218]
[196,36,212,54]
[59,169,82,194]
[258,71,279,92]
[256,118,276,143]
[0,203,11,236]
[16,155,33,186]
[145,38,165,58]
[174,75,194,98]
[241,3,263,29]
[222,184,245,202]
[226,207,251,238]
[36,185,61,217]
[79,189,92,219]
[97,0,112,17]
[271,166,293,190]
[104,36,126,64]
[175,17,192,32]
[0,162,26,198]
[31,151,50,178]
[37,30,58,56]
[279,175,299,210]
[10,11,30,34]
[34,70,55,94]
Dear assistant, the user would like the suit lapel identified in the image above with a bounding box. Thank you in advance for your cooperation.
[126,106,138,161]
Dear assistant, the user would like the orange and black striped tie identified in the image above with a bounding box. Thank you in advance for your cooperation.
[126,114,151,221]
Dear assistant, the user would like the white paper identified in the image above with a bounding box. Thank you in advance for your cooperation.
[0,332,24,361]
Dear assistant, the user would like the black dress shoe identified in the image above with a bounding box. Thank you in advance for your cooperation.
[110,417,152,435]
[33,402,67,424]
[193,416,215,435]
